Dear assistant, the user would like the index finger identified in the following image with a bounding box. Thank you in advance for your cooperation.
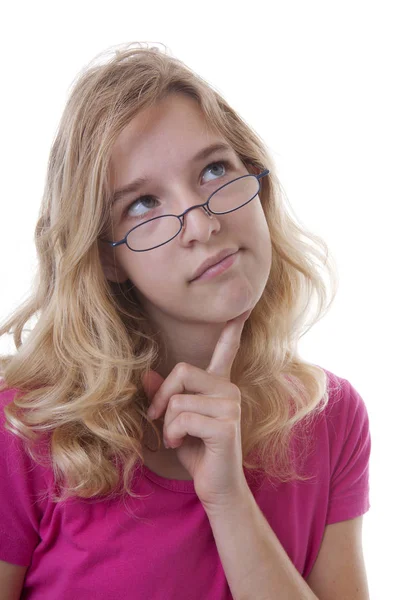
[206,309,251,379]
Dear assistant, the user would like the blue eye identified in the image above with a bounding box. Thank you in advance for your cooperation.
[124,159,233,221]
[202,161,226,182]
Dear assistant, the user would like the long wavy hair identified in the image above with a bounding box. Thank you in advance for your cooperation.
[0,41,340,503]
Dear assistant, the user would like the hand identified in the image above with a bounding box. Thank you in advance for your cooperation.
[141,309,252,513]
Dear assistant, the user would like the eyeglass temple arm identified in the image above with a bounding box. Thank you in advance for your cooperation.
[256,168,270,180]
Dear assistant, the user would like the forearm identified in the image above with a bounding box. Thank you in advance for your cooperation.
[205,486,319,600]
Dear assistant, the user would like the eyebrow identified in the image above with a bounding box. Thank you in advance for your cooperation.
[111,142,234,204]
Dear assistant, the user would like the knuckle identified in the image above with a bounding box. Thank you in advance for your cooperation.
[225,399,241,419]
[179,411,191,427]
[233,383,241,397]
[169,395,182,411]
[175,362,189,377]
[229,384,242,404]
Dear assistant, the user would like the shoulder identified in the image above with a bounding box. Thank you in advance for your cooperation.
[314,367,371,522]
[318,367,370,438]
[0,383,23,449]
[0,381,51,491]
[0,381,19,410]
[0,384,49,566]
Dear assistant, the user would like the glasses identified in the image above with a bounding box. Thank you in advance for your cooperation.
[102,169,270,252]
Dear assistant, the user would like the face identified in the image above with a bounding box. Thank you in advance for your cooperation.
[102,93,272,329]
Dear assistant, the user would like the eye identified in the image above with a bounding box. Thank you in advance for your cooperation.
[202,160,227,182]
[124,159,234,221]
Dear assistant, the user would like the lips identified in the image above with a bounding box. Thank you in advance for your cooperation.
[190,248,238,281]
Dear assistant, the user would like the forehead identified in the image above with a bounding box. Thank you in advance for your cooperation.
[111,94,220,163]
[109,94,231,190]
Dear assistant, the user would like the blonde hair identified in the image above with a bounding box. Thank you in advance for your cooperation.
[0,41,340,503]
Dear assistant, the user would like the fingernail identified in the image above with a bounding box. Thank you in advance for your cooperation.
[163,437,170,449]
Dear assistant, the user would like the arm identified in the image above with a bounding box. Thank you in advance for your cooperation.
[0,560,27,600]
[205,487,319,600]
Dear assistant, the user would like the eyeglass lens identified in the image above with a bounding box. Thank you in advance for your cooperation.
[126,175,260,251]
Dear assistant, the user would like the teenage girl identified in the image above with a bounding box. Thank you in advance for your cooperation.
[0,42,371,599]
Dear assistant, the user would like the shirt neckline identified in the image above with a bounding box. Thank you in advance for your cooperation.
[140,463,197,493]
[139,463,265,494]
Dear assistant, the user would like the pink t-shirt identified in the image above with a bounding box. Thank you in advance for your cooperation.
[0,367,371,599]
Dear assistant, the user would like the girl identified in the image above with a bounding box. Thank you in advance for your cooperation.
[0,42,371,599]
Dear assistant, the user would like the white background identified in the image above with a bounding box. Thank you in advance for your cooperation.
[0,1,398,596]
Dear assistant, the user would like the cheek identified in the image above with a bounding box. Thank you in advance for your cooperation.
[234,201,270,246]
[250,201,270,235]
[122,254,180,297]
[242,205,272,272]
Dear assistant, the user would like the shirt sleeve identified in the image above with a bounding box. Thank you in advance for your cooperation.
[0,387,47,566]
[325,376,372,525]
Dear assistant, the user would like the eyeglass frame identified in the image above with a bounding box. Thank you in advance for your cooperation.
[101,168,270,253]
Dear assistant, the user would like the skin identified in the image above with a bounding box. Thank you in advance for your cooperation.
[100,93,272,456]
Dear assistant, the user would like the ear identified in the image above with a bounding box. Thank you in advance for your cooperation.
[98,242,129,283]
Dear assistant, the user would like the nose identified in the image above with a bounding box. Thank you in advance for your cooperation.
[180,203,220,243]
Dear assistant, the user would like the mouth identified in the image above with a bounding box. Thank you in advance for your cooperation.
[190,250,239,282]
[190,247,238,282]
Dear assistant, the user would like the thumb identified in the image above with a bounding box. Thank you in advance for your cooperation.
[141,370,164,402]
